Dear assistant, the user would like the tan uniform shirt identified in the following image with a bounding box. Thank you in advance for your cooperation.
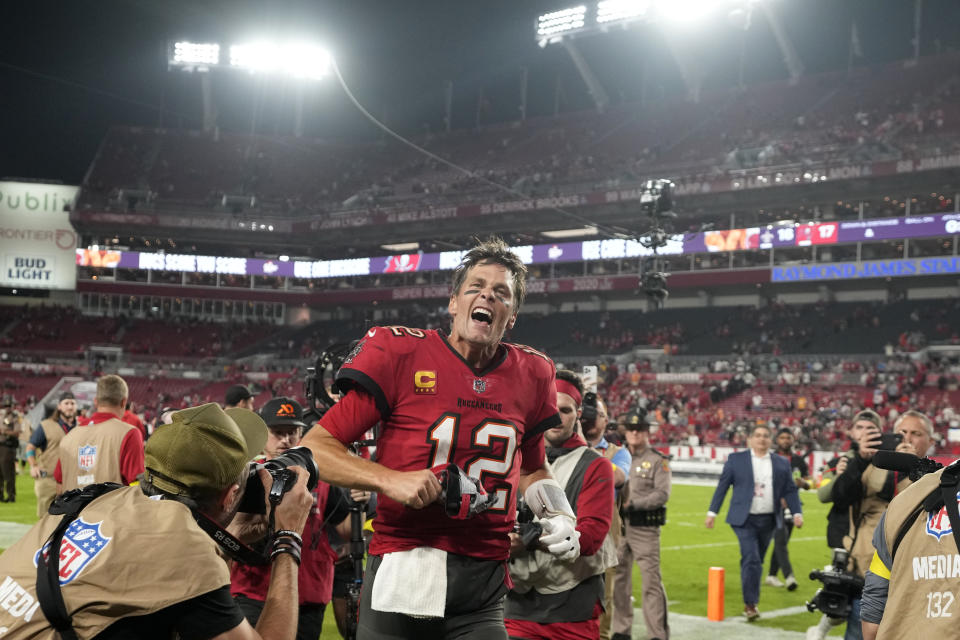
[626,446,671,514]
[0,486,229,638]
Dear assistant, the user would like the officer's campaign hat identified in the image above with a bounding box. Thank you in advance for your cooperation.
[144,402,268,496]
[624,411,650,431]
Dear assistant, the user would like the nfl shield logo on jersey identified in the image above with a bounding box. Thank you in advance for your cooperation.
[77,445,97,470]
[473,378,486,394]
[33,517,111,585]
[926,491,960,541]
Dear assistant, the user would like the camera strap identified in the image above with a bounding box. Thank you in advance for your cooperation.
[190,509,271,566]
[939,465,960,556]
[36,483,124,640]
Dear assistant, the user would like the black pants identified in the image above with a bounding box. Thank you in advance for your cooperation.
[768,520,794,579]
[358,552,508,640]
[0,446,16,501]
[234,594,325,640]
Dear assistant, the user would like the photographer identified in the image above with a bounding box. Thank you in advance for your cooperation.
[27,392,79,516]
[505,369,616,640]
[0,402,313,639]
[231,397,354,640]
[810,409,931,640]
[854,412,937,640]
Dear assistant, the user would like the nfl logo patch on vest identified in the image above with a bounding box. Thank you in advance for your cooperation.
[77,444,97,470]
[926,492,960,541]
[473,379,486,394]
[34,517,111,585]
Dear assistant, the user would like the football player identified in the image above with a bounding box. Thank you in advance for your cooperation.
[301,237,580,640]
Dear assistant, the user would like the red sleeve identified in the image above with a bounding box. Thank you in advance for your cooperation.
[576,456,615,556]
[119,428,145,485]
[519,432,545,472]
[53,459,62,484]
[527,363,560,438]
[319,388,382,445]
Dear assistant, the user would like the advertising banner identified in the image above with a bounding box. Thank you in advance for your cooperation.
[0,181,78,290]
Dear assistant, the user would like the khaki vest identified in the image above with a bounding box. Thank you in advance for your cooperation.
[0,486,229,638]
[845,464,911,577]
[510,446,618,595]
[58,419,136,490]
[877,468,955,639]
[36,418,70,475]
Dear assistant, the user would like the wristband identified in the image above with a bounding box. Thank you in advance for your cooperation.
[270,546,302,565]
[272,537,302,556]
[25,450,34,458]
[274,530,303,546]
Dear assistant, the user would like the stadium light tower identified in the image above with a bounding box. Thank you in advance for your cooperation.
[167,39,332,137]
[535,0,805,103]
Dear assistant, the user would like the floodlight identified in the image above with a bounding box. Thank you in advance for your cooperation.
[597,0,650,24]
[230,41,331,79]
[169,41,220,67]
[653,0,720,23]
[536,6,588,37]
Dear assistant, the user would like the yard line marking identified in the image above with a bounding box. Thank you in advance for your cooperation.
[663,536,821,551]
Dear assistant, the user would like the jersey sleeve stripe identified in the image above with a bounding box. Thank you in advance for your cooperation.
[337,368,391,421]
[524,413,561,440]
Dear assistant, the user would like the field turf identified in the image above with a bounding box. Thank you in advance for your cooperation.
[0,473,846,638]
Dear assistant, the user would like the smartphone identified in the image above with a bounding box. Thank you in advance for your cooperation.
[878,432,903,451]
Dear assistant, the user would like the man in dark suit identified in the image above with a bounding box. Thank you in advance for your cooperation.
[704,423,803,621]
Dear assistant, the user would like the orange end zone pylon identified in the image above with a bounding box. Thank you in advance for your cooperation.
[707,566,725,621]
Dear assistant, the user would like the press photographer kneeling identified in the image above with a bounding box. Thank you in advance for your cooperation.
[0,402,314,640]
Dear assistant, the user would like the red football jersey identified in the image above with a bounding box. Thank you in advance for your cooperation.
[326,326,560,560]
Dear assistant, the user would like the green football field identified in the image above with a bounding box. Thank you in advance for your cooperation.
[0,473,847,638]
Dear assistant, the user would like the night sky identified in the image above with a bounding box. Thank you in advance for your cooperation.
[2,0,959,185]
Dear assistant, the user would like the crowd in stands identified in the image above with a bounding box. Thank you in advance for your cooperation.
[77,54,960,224]
[595,354,960,456]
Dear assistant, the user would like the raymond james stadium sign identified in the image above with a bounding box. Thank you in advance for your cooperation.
[771,257,960,282]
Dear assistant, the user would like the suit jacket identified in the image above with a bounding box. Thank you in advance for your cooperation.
[708,449,802,528]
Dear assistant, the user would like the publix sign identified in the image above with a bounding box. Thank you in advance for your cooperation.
[0,182,79,291]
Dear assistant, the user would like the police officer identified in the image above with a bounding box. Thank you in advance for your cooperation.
[611,416,671,640]
[0,399,21,502]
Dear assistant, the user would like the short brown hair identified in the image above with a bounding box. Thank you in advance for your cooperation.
[450,237,528,310]
[96,374,128,408]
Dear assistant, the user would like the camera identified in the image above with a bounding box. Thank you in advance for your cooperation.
[581,392,598,429]
[878,432,903,451]
[237,446,320,514]
[514,498,544,551]
[806,548,864,619]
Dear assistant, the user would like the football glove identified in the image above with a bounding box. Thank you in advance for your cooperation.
[433,463,495,519]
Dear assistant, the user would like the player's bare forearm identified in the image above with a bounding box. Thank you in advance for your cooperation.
[300,425,390,492]
[862,621,879,640]
[518,463,551,494]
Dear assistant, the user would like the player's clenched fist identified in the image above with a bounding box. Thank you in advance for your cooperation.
[383,468,442,508]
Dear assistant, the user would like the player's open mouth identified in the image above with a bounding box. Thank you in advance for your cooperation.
[470,307,493,325]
